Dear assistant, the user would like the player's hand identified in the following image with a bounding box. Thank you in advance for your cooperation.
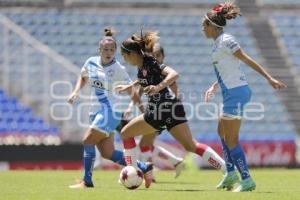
[123,108,132,121]
[204,85,218,102]
[144,85,160,95]
[268,78,287,90]
[114,84,132,93]
[67,92,78,104]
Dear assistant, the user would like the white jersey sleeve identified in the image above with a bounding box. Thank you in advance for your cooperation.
[118,65,132,84]
[81,58,91,78]
[224,35,241,54]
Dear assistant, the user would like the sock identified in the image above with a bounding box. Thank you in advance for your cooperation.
[110,150,126,166]
[152,145,182,166]
[83,145,96,185]
[230,143,250,180]
[123,137,138,167]
[195,143,225,172]
[140,146,153,162]
[221,139,235,173]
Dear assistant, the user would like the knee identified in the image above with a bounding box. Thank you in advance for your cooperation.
[183,143,196,153]
[120,129,128,140]
[82,137,90,145]
[101,151,113,160]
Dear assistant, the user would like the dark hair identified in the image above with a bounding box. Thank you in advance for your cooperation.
[206,2,241,27]
[99,27,117,48]
[121,29,159,56]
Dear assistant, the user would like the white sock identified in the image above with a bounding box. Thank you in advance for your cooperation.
[140,149,152,163]
[202,146,226,173]
[124,147,138,168]
[152,145,182,166]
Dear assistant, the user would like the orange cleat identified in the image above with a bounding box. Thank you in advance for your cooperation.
[69,180,94,189]
[142,163,153,188]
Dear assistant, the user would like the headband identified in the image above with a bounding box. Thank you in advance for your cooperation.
[205,14,224,28]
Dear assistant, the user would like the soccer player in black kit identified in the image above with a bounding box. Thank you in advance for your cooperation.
[115,30,225,188]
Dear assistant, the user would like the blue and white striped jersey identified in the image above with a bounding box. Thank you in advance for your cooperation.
[81,56,132,113]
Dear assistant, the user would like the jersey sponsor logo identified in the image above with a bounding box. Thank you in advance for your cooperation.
[139,78,148,85]
[90,79,105,89]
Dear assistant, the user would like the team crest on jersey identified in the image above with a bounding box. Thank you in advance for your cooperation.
[142,69,147,76]
[107,69,115,77]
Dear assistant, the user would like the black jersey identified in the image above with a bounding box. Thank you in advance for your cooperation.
[137,55,174,103]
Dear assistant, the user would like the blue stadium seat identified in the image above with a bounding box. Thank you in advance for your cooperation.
[0,9,296,138]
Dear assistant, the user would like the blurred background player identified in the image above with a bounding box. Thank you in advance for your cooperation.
[202,2,287,192]
[116,30,226,188]
[67,28,152,188]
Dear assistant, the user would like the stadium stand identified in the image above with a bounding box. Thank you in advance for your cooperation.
[259,0,300,5]
[272,15,300,76]
[0,8,296,143]
[0,89,60,145]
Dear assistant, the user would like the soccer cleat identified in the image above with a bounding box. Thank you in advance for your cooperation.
[216,171,239,190]
[174,161,185,179]
[233,177,256,192]
[69,180,94,189]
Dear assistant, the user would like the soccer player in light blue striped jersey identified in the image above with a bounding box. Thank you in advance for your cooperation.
[67,28,152,188]
[202,2,286,192]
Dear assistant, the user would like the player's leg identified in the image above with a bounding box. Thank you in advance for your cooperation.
[216,117,239,190]
[69,128,107,188]
[169,122,225,172]
[121,114,157,166]
[121,114,157,188]
[221,117,255,192]
[139,134,156,163]
[96,133,126,166]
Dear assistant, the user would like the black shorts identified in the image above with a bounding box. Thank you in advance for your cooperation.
[116,117,163,135]
[144,98,187,131]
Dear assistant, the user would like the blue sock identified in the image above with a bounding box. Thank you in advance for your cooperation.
[230,144,250,180]
[83,145,95,185]
[136,160,149,173]
[221,139,235,173]
[110,150,126,166]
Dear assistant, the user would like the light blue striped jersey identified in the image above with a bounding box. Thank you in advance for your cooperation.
[81,56,132,113]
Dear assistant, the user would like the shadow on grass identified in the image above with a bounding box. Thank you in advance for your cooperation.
[140,188,205,192]
[254,191,274,194]
[154,181,199,185]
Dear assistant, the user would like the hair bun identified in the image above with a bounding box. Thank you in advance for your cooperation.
[104,28,115,37]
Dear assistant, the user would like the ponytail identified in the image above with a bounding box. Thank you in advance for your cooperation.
[121,29,159,56]
[206,1,241,27]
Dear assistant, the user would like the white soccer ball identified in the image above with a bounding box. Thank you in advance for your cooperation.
[119,166,143,190]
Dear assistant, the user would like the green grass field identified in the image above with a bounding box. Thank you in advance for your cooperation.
[1,168,300,200]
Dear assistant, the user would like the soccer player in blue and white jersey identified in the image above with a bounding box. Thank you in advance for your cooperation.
[202,2,286,192]
[67,28,152,188]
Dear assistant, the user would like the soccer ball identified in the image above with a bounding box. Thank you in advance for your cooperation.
[119,166,143,189]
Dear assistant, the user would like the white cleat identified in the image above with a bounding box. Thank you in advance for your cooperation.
[174,161,185,179]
